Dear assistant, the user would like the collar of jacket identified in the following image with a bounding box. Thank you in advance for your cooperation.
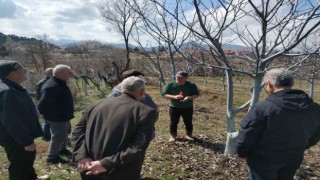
[0,77,25,90]
[52,76,67,86]
[122,93,138,101]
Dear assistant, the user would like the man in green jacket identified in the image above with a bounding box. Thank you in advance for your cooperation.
[162,71,199,142]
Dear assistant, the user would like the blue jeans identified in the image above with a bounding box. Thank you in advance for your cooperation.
[42,120,51,140]
[247,155,303,180]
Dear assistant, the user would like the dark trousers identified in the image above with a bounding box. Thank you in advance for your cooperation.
[4,143,37,180]
[169,106,193,136]
[247,155,303,180]
[42,120,51,140]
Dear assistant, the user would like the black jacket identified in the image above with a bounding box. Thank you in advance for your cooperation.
[0,78,43,147]
[37,77,74,122]
[35,77,49,100]
[237,89,320,161]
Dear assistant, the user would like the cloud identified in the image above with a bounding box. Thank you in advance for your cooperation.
[0,0,115,42]
[0,0,17,18]
[54,3,99,23]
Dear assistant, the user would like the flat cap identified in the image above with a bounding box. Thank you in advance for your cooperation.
[176,71,188,78]
[122,69,144,79]
[0,60,22,77]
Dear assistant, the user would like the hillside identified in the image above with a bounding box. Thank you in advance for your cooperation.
[0,32,39,44]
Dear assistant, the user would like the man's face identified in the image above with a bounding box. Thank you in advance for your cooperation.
[176,76,187,85]
[47,70,53,77]
[264,80,274,94]
[62,69,72,81]
[137,88,145,101]
[10,66,27,84]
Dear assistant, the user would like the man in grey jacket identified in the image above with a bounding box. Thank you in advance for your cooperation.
[71,76,158,180]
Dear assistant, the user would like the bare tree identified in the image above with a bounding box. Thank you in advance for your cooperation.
[35,34,54,70]
[149,0,320,154]
[293,33,320,98]
[99,0,141,74]
[131,0,192,81]
[4,36,15,57]
[23,34,55,72]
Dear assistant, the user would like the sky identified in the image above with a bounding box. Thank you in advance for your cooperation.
[0,0,121,43]
[0,0,319,48]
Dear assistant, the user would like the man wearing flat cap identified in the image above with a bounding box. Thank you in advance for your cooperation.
[0,60,48,179]
[162,71,199,142]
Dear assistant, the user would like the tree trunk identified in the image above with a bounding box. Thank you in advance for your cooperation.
[224,131,239,154]
[224,69,236,154]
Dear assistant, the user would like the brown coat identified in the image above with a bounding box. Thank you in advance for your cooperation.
[71,94,157,180]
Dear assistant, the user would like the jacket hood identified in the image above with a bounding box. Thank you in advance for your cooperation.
[266,89,313,111]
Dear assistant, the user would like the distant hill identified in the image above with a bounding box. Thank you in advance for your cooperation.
[0,32,39,44]
[222,44,251,51]
[50,38,133,49]
[0,32,250,51]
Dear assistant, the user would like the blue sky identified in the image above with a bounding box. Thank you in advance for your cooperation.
[0,0,121,42]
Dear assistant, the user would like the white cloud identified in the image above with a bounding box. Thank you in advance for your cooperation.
[0,0,121,42]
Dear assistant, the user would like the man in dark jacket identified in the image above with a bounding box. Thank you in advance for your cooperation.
[237,68,320,180]
[35,67,53,141]
[0,60,47,179]
[71,76,158,180]
[38,64,74,164]
[36,68,53,100]
[108,69,158,111]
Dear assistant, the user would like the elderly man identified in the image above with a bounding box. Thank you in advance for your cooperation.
[36,68,53,100]
[38,64,74,164]
[162,71,199,142]
[71,76,158,180]
[0,60,48,179]
[237,68,320,180]
[35,67,53,141]
[108,69,157,110]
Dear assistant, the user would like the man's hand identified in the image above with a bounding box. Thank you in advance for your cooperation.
[24,143,36,151]
[77,158,93,171]
[181,96,190,102]
[86,161,107,175]
[175,94,183,100]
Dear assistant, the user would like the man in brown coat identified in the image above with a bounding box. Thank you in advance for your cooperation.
[71,76,158,180]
